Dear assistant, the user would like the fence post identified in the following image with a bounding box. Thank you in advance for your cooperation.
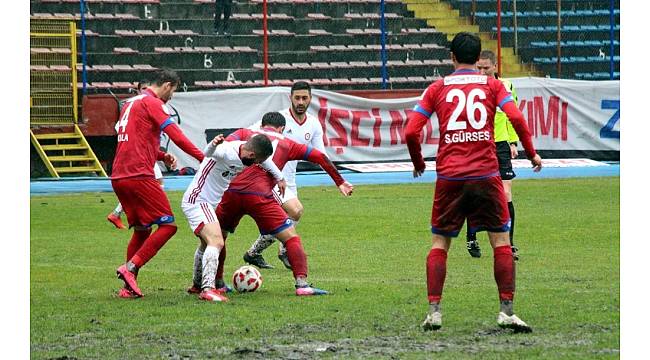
[380,0,388,89]
[497,0,502,76]
[263,0,269,86]
[513,0,518,56]
[79,0,87,95]
[556,0,561,78]
[609,0,615,79]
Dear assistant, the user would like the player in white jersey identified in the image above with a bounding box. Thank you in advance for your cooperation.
[182,134,286,302]
[243,81,326,269]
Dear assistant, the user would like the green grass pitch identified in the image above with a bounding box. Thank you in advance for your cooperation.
[30,177,619,359]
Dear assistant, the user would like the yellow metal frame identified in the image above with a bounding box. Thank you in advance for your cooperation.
[74,124,108,177]
[30,130,59,178]
[30,19,78,125]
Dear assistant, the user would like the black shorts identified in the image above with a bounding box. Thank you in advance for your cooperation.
[496,141,516,180]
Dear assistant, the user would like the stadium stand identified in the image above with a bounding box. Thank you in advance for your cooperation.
[30,0,619,92]
[446,0,620,79]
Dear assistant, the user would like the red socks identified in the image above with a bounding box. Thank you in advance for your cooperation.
[426,248,447,303]
[130,224,177,268]
[284,236,308,279]
[493,245,515,301]
[126,228,151,262]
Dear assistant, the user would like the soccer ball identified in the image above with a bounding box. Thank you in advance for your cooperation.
[232,265,263,293]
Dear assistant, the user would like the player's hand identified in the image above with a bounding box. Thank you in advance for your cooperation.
[413,168,425,178]
[338,181,354,197]
[163,153,178,170]
[530,154,542,172]
[211,134,225,146]
[276,179,287,198]
[510,143,519,159]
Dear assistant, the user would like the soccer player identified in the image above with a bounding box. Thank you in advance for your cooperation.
[405,32,542,332]
[216,111,354,296]
[467,50,522,260]
[111,69,206,298]
[107,79,168,230]
[182,134,286,302]
[243,81,325,270]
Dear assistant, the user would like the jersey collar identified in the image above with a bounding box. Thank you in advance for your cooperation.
[451,69,480,75]
[289,107,307,126]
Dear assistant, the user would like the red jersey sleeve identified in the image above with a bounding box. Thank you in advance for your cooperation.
[286,141,345,186]
[226,128,254,141]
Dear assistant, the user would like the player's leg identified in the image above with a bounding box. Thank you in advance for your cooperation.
[422,178,465,331]
[117,224,151,298]
[496,141,518,260]
[107,202,127,229]
[244,186,299,269]
[276,197,303,269]
[472,175,531,332]
[246,194,327,296]
[422,234,452,331]
[196,221,228,302]
[487,231,531,333]
[502,179,518,260]
[214,242,232,293]
[115,178,178,297]
[465,218,481,258]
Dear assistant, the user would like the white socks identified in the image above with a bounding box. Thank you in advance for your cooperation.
[192,247,204,289]
[201,246,221,290]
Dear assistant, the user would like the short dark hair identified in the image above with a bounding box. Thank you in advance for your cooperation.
[479,50,497,65]
[261,111,286,128]
[247,134,274,160]
[135,78,150,90]
[291,81,311,94]
[450,32,481,65]
[152,69,181,87]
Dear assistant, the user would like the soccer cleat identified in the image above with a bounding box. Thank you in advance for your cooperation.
[295,285,328,296]
[278,251,292,270]
[497,312,533,333]
[199,288,229,302]
[467,239,481,258]
[107,213,127,230]
[421,312,442,331]
[217,284,233,294]
[243,252,274,269]
[511,246,520,261]
[117,287,139,299]
[116,264,143,297]
[187,285,201,294]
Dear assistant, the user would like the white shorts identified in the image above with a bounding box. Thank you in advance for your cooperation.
[272,184,298,204]
[181,201,219,235]
[154,162,163,180]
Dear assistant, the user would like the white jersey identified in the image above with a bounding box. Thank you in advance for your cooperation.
[182,140,283,206]
[251,107,326,188]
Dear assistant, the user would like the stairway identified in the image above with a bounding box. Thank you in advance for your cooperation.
[30,125,107,178]
[403,0,539,77]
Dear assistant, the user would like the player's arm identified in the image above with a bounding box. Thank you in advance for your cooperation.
[405,87,436,177]
[203,134,225,157]
[225,128,253,141]
[289,142,353,196]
